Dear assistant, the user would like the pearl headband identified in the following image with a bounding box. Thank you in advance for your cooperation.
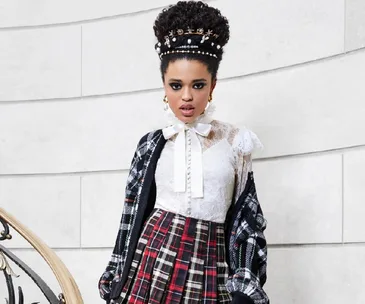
[155,27,222,59]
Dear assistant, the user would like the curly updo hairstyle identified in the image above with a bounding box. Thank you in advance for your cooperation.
[153,1,230,81]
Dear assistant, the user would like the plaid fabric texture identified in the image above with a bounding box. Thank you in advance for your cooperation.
[99,130,269,304]
[226,172,269,304]
[98,131,163,300]
[118,209,231,303]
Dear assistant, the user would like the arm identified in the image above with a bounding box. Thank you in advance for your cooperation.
[98,141,144,301]
[228,130,269,304]
[228,173,268,304]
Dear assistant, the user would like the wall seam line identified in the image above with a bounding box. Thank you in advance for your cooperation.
[81,25,83,97]
[0,169,130,178]
[0,47,365,105]
[341,153,345,244]
[80,176,83,249]
[0,0,218,32]
[1,145,365,178]
[344,0,347,52]
[0,7,173,31]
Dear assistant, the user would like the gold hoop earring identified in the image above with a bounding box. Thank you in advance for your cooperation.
[163,95,169,111]
[208,94,213,102]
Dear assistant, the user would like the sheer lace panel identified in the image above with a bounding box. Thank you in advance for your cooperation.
[168,120,240,152]
[155,120,261,222]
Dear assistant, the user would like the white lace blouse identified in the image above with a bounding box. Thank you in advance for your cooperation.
[155,111,263,223]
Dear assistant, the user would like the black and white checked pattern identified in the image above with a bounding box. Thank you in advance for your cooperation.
[119,209,164,300]
[99,130,269,304]
[182,221,207,303]
[226,173,269,304]
[216,225,232,302]
[149,214,185,303]
[98,131,163,300]
[119,209,231,303]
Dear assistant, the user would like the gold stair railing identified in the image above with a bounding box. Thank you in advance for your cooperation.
[0,207,84,304]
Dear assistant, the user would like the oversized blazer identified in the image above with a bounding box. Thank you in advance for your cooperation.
[98,129,269,304]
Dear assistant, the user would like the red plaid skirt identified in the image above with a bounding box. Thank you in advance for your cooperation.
[119,208,232,303]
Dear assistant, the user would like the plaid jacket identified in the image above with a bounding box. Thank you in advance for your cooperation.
[98,129,269,304]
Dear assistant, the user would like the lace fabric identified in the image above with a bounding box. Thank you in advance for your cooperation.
[155,120,263,223]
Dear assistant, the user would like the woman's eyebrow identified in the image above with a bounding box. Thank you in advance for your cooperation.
[167,78,207,83]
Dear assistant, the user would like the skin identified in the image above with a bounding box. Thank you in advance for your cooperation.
[163,59,216,124]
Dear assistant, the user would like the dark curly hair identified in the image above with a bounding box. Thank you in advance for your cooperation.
[153,1,230,81]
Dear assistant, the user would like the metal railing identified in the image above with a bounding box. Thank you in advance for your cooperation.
[0,208,83,304]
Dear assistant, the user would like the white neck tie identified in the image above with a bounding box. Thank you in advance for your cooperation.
[162,120,212,198]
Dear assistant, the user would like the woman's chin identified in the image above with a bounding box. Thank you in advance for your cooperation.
[178,115,196,124]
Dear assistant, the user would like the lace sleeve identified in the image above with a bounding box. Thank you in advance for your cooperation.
[232,128,263,203]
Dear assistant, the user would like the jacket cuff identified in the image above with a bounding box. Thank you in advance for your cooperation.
[231,291,254,304]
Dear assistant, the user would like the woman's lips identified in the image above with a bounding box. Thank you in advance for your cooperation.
[180,105,195,117]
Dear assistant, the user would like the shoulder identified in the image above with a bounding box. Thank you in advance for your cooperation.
[211,120,263,155]
[135,129,165,158]
[137,129,163,146]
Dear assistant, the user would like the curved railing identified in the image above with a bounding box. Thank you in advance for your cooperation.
[0,207,84,304]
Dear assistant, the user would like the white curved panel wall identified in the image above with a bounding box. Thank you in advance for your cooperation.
[218,0,344,79]
[1,50,364,174]
[266,246,365,303]
[82,0,345,96]
[0,0,347,101]
[82,10,162,96]
[214,50,365,158]
[0,27,81,101]
[0,0,209,28]
[346,0,365,51]
[0,92,162,174]
[344,149,365,242]
[254,154,342,245]
[0,176,80,248]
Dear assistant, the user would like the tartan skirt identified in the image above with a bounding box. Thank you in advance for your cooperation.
[119,208,232,303]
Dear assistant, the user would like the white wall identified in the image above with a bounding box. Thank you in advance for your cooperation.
[0,0,364,303]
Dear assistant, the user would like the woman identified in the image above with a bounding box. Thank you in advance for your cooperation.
[99,2,269,303]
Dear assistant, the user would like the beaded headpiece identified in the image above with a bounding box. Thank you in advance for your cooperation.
[155,27,222,59]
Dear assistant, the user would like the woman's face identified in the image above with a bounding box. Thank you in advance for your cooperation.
[163,59,216,124]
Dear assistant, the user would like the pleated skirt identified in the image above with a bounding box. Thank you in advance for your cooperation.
[119,208,232,304]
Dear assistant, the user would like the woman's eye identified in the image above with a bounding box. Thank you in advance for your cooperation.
[169,83,182,90]
[193,83,206,89]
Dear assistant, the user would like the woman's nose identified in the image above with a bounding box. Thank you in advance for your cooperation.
[182,87,193,101]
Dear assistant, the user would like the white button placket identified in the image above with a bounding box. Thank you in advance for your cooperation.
[186,128,192,216]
